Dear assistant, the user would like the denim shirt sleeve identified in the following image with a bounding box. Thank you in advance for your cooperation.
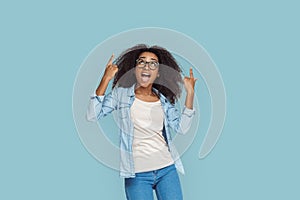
[166,104,195,135]
[86,89,118,121]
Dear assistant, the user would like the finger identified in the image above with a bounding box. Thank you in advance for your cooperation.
[106,54,114,67]
[189,67,194,78]
[112,64,118,69]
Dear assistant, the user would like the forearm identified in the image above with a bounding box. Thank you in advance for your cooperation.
[96,76,111,96]
[184,91,194,109]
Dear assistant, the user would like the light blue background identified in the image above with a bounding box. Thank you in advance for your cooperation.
[1,0,299,199]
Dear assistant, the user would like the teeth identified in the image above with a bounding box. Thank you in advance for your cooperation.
[141,72,150,83]
[141,73,150,77]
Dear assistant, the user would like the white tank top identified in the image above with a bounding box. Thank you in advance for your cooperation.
[130,97,174,173]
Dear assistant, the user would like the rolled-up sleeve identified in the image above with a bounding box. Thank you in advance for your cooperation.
[86,90,117,122]
[167,105,195,135]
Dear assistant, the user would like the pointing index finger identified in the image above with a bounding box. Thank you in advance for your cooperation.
[189,67,194,78]
[106,54,114,67]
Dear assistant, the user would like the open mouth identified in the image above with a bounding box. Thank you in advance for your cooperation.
[141,72,151,82]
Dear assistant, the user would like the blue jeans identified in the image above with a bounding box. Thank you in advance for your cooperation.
[124,164,183,200]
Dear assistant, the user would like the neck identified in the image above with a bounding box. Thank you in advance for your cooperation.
[135,84,153,95]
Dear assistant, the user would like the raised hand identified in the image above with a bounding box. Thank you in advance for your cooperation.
[103,54,118,81]
[96,54,118,96]
[184,67,197,94]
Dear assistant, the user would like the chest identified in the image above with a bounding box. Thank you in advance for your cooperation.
[130,98,164,129]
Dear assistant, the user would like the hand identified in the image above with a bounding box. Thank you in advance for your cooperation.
[95,54,119,96]
[103,54,118,81]
[184,67,197,94]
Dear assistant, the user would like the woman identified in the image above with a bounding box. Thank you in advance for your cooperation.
[87,44,197,200]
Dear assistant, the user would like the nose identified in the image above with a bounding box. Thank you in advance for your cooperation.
[143,63,151,70]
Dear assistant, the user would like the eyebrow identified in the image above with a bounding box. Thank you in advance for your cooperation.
[138,57,158,61]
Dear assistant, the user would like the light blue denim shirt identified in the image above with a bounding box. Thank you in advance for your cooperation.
[87,84,195,178]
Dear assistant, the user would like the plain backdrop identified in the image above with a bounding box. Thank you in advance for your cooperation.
[1,0,299,199]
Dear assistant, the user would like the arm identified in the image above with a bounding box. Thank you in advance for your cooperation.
[96,54,118,96]
[167,68,197,134]
[86,54,119,121]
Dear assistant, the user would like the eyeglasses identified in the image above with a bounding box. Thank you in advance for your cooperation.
[136,58,159,70]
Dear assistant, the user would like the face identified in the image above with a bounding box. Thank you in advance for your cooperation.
[135,52,159,88]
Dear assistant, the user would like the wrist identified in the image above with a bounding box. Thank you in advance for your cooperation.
[102,75,112,82]
[186,89,194,95]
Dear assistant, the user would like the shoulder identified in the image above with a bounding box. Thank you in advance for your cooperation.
[158,93,176,110]
[113,86,128,93]
[112,85,135,100]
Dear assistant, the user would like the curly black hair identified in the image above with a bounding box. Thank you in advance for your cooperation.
[112,44,183,104]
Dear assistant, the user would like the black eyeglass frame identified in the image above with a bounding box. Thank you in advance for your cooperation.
[135,58,159,70]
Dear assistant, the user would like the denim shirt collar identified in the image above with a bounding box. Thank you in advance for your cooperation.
[126,84,136,97]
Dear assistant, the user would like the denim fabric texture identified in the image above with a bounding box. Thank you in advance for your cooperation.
[87,84,195,178]
[125,164,183,200]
